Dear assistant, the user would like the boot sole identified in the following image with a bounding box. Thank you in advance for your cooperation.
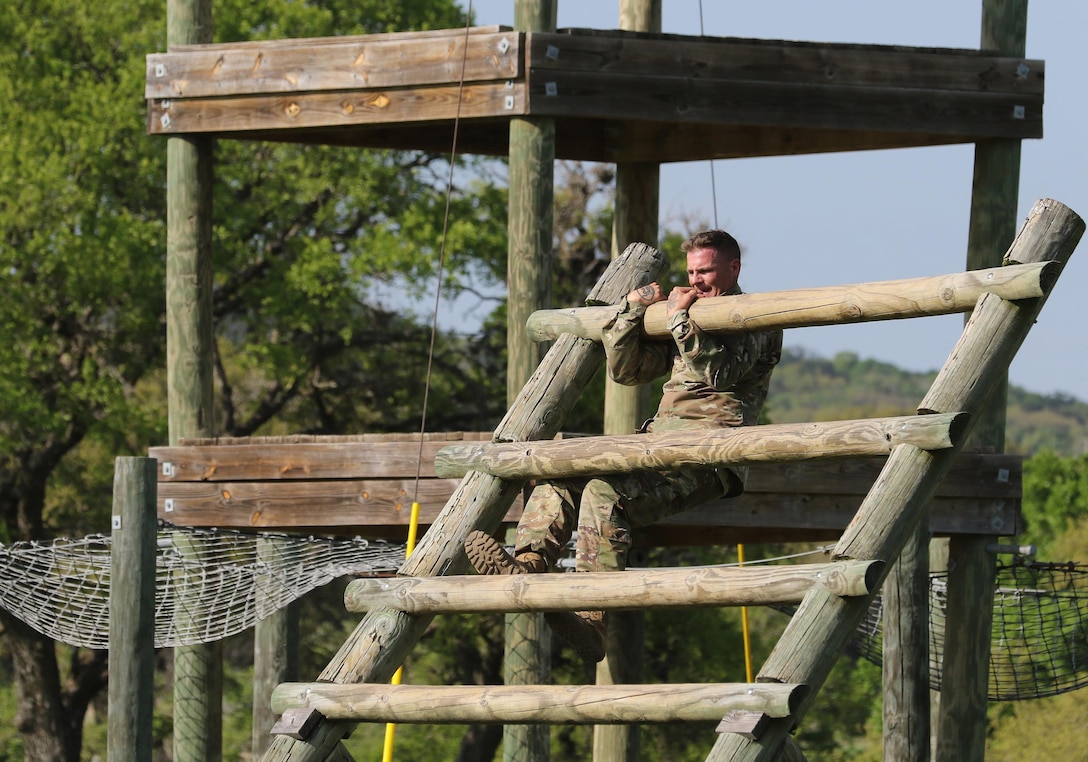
[545,612,606,663]
[464,530,525,576]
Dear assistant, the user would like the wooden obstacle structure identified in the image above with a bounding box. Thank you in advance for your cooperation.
[250,201,1081,761]
[147,204,1082,761]
[144,1,1063,760]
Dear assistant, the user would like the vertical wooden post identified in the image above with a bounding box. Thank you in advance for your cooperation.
[505,3,556,761]
[108,458,158,762]
[506,0,556,405]
[596,4,661,761]
[936,2,1026,760]
[252,539,299,758]
[883,519,931,761]
[167,1,219,760]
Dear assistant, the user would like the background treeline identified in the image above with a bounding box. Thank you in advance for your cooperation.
[769,348,1088,457]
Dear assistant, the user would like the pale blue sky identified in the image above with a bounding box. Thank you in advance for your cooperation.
[459,1,1088,402]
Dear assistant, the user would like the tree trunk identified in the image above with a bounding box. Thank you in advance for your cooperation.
[2,610,81,762]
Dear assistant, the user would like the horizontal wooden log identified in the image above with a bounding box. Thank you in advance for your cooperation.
[147,29,519,99]
[342,560,883,613]
[526,261,1056,342]
[434,413,969,479]
[269,682,806,724]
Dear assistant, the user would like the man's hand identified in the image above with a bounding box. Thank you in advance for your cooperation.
[667,286,698,316]
[626,282,665,306]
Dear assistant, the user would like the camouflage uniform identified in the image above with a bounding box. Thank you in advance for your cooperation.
[514,284,783,572]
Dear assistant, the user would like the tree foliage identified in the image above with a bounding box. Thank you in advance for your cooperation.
[0,0,511,759]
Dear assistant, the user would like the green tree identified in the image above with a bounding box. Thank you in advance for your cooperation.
[0,0,510,759]
[1020,450,1088,555]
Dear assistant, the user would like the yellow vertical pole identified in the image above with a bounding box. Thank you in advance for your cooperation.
[381,501,422,762]
[738,544,753,683]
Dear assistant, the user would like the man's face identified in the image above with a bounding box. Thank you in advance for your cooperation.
[686,247,740,298]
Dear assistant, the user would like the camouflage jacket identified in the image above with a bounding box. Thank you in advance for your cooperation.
[600,284,783,495]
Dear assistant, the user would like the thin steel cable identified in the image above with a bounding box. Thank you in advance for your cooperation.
[698,0,720,228]
[412,1,475,502]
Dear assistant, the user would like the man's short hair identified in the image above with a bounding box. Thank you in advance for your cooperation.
[682,230,741,262]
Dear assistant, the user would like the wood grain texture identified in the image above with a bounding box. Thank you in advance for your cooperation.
[342,561,881,613]
[526,261,1054,342]
[433,413,968,479]
[269,682,805,724]
[148,30,519,98]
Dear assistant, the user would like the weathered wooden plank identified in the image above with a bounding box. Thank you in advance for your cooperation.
[269,682,805,724]
[434,413,969,479]
[148,82,524,135]
[343,561,882,613]
[528,70,1041,138]
[529,31,1043,95]
[155,484,1015,539]
[526,262,1056,342]
[151,440,462,481]
[147,30,520,99]
[156,478,508,528]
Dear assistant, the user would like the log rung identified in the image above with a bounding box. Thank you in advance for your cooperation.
[433,413,970,480]
[270,682,807,725]
[343,560,884,614]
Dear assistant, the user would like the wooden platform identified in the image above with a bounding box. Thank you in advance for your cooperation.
[145,26,1043,162]
[149,433,1021,544]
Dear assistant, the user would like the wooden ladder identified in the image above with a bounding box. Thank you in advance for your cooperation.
[259,200,1082,762]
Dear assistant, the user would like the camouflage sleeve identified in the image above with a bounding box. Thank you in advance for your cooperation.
[602,300,673,385]
[667,308,769,389]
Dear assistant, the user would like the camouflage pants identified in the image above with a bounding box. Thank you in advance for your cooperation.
[513,468,723,573]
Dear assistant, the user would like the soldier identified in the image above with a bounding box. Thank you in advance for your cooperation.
[465,229,783,662]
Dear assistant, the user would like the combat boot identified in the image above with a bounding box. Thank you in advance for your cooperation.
[545,609,607,663]
[464,530,547,575]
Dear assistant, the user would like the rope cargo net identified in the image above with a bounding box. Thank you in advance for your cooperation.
[0,522,403,650]
[0,525,1084,702]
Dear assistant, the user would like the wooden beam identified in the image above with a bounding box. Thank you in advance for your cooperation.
[433,413,969,479]
[148,82,524,136]
[342,560,883,614]
[147,29,519,99]
[527,70,1040,139]
[269,682,806,724]
[150,434,492,482]
[529,31,1043,96]
[526,261,1056,341]
[152,451,1019,538]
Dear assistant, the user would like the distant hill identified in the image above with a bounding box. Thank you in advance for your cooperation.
[767,348,1088,457]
